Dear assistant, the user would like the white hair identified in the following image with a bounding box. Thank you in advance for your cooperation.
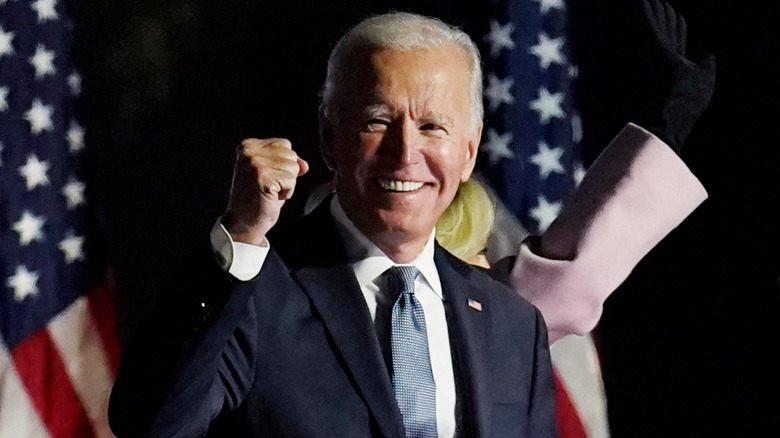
[321,12,484,132]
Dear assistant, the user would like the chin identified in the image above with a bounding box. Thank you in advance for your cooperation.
[376,210,434,239]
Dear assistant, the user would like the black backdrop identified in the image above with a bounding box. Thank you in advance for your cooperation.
[73,0,780,435]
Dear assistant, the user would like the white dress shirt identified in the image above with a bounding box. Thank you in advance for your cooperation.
[211,196,457,438]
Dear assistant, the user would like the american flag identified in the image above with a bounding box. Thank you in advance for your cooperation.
[472,1,609,438]
[475,0,583,235]
[0,1,119,437]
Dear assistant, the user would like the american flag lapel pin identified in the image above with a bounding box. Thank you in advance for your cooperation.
[467,298,482,312]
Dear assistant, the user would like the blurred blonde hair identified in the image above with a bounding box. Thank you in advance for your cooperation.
[435,178,496,262]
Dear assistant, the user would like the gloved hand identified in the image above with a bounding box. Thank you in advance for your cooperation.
[638,0,716,153]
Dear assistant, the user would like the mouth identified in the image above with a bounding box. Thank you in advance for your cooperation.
[375,178,425,192]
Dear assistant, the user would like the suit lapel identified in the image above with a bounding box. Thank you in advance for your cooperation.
[274,202,496,437]
[435,246,492,438]
[272,201,404,438]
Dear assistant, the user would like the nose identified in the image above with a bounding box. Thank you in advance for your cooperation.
[380,119,421,165]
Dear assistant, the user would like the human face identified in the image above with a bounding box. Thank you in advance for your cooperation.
[322,46,482,261]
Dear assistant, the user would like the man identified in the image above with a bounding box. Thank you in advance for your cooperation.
[111,12,558,438]
[109,4,714,437]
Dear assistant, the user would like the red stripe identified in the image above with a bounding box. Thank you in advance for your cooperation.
[87,276,121,376]
[554,369,588,438]
[12,328,97,438]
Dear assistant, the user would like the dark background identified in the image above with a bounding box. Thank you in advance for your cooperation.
[72,0,779,436]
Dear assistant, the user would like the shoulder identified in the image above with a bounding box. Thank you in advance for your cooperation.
[436,245,549,353]
[435,245,539,321]
[267,199,349,269]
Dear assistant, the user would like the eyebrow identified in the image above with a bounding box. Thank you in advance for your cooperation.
[364,104,394,119]
[363,104,453,125]
[422,113,454,126]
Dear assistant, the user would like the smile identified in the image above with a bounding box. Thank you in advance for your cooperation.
[376,178,425,192]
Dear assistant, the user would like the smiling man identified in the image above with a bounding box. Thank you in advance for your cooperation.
[109,7,713,438]
[110,13,557,438]
[322,44,481,263]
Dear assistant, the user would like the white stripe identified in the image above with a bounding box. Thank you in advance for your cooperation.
[47,296,116,438]
[0,340,52,438]
[551,333,611,438]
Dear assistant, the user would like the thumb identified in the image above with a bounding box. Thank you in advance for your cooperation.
[297,157,310,176]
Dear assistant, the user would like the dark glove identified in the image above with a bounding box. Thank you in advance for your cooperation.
[638,0,716,153]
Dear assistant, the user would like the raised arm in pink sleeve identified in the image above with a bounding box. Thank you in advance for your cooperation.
[512,123,708,343]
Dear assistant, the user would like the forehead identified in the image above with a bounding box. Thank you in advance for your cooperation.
[370,46,470,83]
[335,46,472,114]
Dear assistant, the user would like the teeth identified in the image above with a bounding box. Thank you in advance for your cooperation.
[377,178,424,192]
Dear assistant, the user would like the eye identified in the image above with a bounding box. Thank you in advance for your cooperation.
[364,119,389,132]
[420,123,447,135]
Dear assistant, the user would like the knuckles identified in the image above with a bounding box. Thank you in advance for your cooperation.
[238,138,301,198]
[241,137,292,154]
[241,138,300,172]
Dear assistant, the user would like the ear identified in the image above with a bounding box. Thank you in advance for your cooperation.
[460,121,483,182]
[319,107,336,171]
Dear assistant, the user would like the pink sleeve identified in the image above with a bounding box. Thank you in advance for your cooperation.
[511,123,708,343]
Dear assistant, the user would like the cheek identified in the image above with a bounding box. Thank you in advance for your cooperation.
[430,146,472,186]
[335,136,379,180]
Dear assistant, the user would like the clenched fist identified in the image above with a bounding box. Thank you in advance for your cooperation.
[222,138,309,245]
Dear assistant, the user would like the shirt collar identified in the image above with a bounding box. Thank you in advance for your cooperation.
[330,195,443,299]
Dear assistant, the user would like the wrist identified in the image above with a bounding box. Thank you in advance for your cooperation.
[221,211,275,246]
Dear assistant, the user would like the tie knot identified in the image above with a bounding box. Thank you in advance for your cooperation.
[384,266,420,299]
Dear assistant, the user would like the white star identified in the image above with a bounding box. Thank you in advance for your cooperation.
[24,99,54,134]
[31,0,58,22]
[67,71,82,95]
[0,86,8,111]
[12,210,46,245]
[484,20,515,57]
[573,161,586,187]
[529,196,561,233]
[62,178,86,209]
[59,232,85,263]
[484,74,514,112]
[529,32,566,70]
[19,154,51,190]
[66,121,85,151]
[533,0,565,14]
[529,87,565,124]
[481,129,515,165]
[0,26,14,59]
[7,265,40,302]
[29,45,56,79]
[530,142,565,178]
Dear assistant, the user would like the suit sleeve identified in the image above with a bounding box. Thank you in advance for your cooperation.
[108,242,261,437]
[510,123,708,343]
[528,308,559,438]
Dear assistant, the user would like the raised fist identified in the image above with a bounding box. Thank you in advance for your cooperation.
[222,138,309,245]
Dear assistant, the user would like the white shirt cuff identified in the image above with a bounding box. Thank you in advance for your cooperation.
[209,221,270,281]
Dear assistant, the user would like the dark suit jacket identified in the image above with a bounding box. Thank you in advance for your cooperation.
[108,201,557,437]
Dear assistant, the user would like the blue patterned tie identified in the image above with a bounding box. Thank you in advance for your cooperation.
[385,266,438,438]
